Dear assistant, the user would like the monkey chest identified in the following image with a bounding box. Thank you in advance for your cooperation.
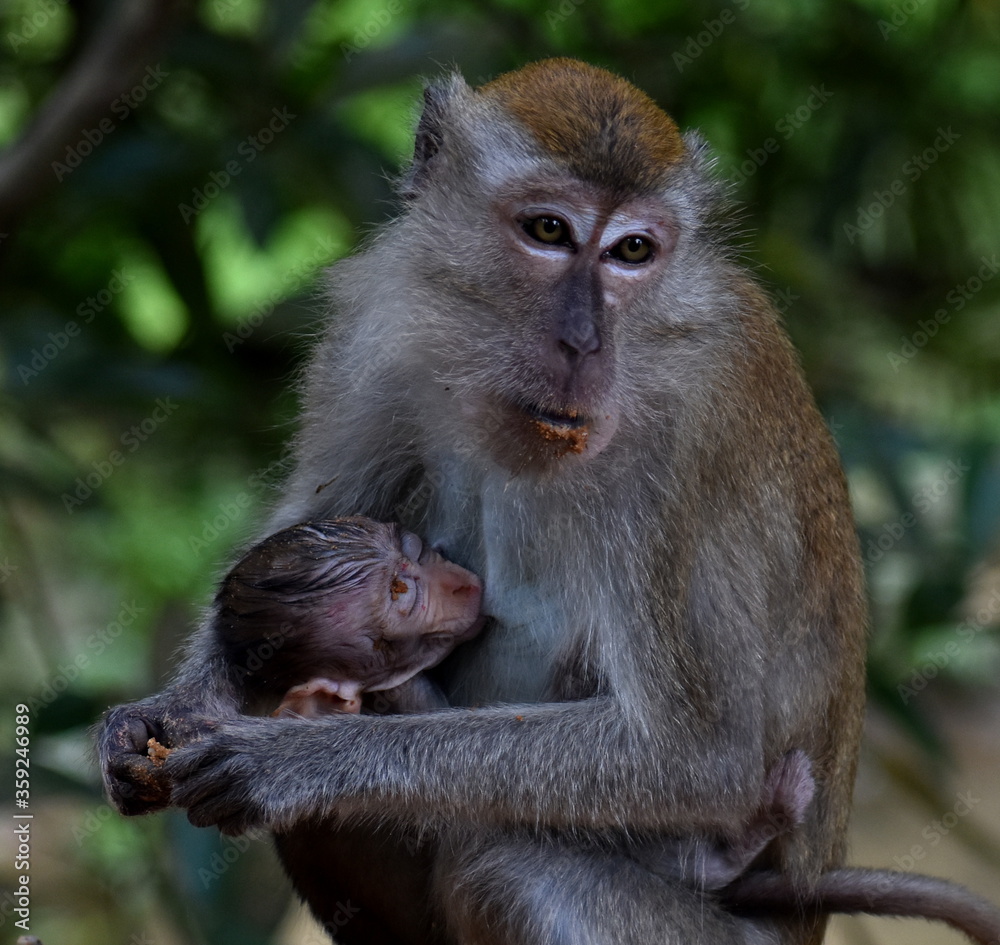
[418,463,577,705]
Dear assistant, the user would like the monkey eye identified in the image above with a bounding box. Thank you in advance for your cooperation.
[390,576,409,601]
[609,235,653,264]
[525,215,570,246]
[390,573,418,616]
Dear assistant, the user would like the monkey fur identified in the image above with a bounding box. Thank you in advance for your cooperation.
[98,59,1000,945]
[213,517,483,716]
[215,518,830,897]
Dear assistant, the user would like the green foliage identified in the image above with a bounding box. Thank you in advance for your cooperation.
[1,0,998,940]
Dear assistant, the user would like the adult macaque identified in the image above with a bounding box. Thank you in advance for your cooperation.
[98,59,1000,945]
[214,517,485,718]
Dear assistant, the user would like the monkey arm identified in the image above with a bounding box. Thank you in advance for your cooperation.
[166,692,766,837]
[97,413,427,817]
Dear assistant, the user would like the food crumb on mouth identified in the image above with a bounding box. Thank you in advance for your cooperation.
[530,417,589,454]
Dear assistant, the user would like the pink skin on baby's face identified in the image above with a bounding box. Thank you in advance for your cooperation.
[274,528,484,718]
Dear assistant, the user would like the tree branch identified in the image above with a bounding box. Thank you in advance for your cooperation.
[0,0,188,232]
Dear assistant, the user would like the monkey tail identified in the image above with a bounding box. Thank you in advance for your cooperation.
[721,868,1000,945]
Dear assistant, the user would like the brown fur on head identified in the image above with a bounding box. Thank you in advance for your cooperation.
[479,58,686,191]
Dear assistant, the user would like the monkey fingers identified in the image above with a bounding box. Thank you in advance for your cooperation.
[98,702,174,814]
[167,715,347,836]
[103,749,170,813]
[98,697,223,815]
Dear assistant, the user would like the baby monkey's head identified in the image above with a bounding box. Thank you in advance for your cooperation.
[215,517,483,703]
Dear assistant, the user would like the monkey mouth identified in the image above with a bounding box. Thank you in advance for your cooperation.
[517,402,590,456]
[521,403,588,431]
[487,398,618,471]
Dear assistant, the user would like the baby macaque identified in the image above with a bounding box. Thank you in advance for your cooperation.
[213,517,485,717]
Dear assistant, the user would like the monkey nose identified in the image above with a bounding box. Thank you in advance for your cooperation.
[556,321,601,361]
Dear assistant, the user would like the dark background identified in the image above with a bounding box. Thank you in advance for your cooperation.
[1,1,998,942]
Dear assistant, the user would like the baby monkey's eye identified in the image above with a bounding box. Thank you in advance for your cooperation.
[526,215,569,245]
[609,235,653,264]
[390,573,419,617]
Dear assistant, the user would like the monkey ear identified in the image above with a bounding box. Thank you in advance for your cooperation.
[399,80,454,200]
[676,128,731,219]
[681,130,714,174]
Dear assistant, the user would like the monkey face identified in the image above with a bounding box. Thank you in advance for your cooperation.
[307,526,484,694]
[392,72,695,477]
[403,178,684,478]
[215,519,484,699]
[487,184,681,470]
[381,530,484,655]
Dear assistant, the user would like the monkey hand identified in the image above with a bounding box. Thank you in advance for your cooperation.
[166,716,333,835]
[98,694,219,816]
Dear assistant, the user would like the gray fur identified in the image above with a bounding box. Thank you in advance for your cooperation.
[98,61,871,944]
